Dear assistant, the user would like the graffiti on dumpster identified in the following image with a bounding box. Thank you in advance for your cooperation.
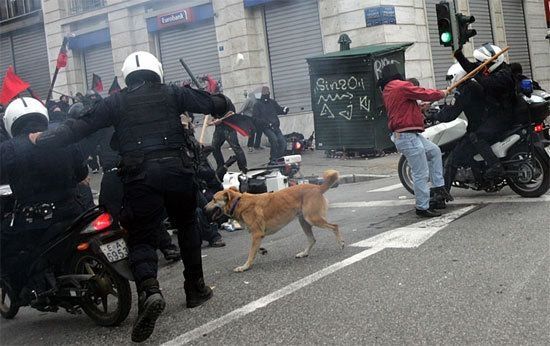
[314,75,372,121]
[373,57,401,80]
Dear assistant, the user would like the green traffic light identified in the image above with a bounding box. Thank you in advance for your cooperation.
[441,32,452,43]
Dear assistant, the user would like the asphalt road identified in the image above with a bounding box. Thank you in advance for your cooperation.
[1,176,549,345]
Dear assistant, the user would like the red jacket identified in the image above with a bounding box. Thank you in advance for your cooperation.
[383,80,444,132]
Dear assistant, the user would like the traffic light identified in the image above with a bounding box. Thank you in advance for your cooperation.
[436,2,454,47]
[456,13,477,45]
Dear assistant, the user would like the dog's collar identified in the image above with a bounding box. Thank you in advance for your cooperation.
[228,196,241,217]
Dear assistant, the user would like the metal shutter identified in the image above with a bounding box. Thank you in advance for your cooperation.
[264,0,323,113]
[426,0,456,89]
[84,43,115,97]
[158,19,221,85]
[11,25,51,99]
[469,0,494,47]
[0,35,14,80]
[501,0,531,76]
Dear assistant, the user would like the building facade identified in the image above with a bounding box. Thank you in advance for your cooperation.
[2,0,549,137]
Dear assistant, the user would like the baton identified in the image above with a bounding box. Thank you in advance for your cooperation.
[446,46,510,93]
[179,58,202,90]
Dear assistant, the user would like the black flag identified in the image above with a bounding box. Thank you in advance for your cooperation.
[108,76,121,95]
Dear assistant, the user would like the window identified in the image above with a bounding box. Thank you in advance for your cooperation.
[68,0,106,15]
[0,0,41,21]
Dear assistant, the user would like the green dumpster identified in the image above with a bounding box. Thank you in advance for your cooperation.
[306,43,412,151]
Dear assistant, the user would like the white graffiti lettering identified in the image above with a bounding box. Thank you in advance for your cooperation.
[338,104,353,121]
[320,103,335,118]
[314,76,366,94]
[359,96,371,112]
[317,92,354,104]
[373,58,401,80]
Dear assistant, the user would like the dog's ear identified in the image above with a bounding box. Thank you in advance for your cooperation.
[222,189,233,202]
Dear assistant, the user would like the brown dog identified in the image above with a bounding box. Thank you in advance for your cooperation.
[205,170,343,272]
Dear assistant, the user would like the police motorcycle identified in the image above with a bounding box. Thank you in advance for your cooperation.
[0,191,132,325]
[398,84,550,198]
[223,154,303,193]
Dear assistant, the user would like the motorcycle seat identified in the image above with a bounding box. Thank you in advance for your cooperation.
[497,125,523,142]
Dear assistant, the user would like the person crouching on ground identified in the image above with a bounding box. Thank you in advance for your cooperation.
[379,64,453,217]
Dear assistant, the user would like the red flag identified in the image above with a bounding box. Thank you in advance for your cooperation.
[56,47,68,69]
[108,76,121,95]
[92,74,103,92]
[0,66,30,106]
[205,75,219,94]
[222,114,254,137]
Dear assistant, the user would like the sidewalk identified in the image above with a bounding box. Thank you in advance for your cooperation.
[220,147,400,183]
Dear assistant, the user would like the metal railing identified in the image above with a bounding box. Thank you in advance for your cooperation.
[68,0,106,15]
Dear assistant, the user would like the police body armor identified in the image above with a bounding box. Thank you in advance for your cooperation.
[10,137,79,231]
[114,83,193,160]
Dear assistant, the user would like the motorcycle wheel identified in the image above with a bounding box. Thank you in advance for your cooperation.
[507,148,550,198]
[73,254,131,326]
[398,155,415,195]
[0,279,19,319]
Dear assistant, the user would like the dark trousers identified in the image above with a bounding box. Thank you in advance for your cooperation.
[119,158,200,285]
[100,169,177,254]
[99,170,123,226]
[212,125,247,171]
[263,126,286,161]
[247,124,263,148]
[471,116,510,167]
[196,191,222,243]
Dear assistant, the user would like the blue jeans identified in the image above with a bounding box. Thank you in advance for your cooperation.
[391,132,445,210]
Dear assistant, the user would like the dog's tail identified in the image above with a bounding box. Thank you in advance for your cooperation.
[319,170,339,194]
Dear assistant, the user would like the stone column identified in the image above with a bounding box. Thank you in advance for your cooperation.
[212,0,271,111]
[108,5,151,88]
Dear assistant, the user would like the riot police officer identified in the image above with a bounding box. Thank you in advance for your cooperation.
[29,51,235,342]
[0,97,88,306]
[431,63,488,196]
[454,44,516,178]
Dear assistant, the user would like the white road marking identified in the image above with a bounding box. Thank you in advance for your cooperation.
[332,194,550,209]
[368,183,403,192]
[351,206,476,248]
[161,207,474,345]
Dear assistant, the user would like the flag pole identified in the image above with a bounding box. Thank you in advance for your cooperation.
[46,36,71,102]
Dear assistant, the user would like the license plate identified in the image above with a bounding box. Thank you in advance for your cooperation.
[100,239,128,263]
[286,142,293,150]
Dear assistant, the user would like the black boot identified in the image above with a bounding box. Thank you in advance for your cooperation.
[430,185,453,209]
[184,266,213,308]
[132,278,166,343]
[416,208,442,217]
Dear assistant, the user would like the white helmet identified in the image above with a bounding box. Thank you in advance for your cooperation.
[121,51,164,84]
[3,97,49,138]
[446,63,467,85]
[473,44,505,73]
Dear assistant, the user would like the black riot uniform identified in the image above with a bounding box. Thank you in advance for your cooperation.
[454,49,516,176]
[96,126,180,260]
[0,121,87,299]
[432,79,487,191]
[34,81,233,323]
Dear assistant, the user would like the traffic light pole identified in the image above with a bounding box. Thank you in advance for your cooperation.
[449,1,460,51]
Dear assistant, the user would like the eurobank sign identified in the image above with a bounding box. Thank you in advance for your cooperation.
[157,9,193,29]
[146,3,214,32]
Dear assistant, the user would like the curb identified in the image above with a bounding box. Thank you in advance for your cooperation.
[338,174,393,184]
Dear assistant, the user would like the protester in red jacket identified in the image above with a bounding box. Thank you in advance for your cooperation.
[379,64,452,217]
